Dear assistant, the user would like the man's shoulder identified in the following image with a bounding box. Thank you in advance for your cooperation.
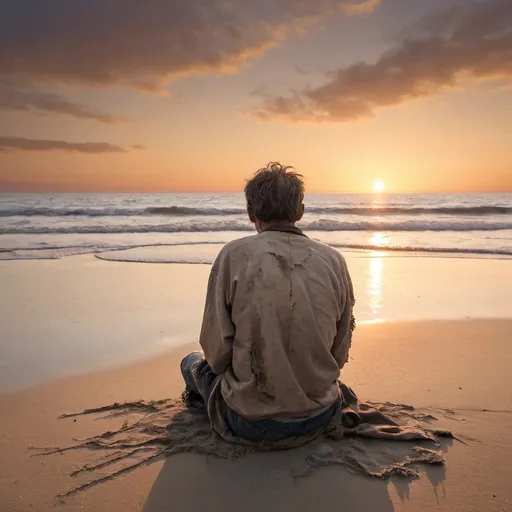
[305,237,345,262]
[216,234,259,260]
[224,234,259,250]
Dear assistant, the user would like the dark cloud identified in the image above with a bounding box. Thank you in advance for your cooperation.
[0,84,129,124]
[252,0,512,122]
[0,1,380,91]
[0,136,143,154]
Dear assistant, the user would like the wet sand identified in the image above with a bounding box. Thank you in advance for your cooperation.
[1,253,510,392]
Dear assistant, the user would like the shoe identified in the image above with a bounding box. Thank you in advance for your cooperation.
[181,389,206,411]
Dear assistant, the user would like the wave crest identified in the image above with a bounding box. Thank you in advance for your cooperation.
[2,218,511,235]
[1,205,511,217]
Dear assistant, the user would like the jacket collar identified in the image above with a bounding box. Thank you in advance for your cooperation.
[260,223,307,238]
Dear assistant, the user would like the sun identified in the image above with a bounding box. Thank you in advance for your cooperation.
[373,180,385,193]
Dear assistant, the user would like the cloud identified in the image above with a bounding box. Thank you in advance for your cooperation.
[0,1,380,91]
[341,0,381,15]
[0,84,129,124]
[252,0,512,122]
[0,136,144,154]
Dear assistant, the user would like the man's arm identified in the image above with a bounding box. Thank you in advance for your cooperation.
[199,250,235,374]
[331,256,356,369]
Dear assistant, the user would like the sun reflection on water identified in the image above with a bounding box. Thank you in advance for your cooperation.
[366,233,385,319]
[369,231,386,249]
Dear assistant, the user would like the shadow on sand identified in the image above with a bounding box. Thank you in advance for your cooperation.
[142,449,396,512]
[390,437,453,505]
[142,436,453,512]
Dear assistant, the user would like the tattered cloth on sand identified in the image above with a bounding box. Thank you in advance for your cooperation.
[30,382,455,500]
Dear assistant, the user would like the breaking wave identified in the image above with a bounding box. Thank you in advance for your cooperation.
[2,219,512,235]
[1,205,511,217]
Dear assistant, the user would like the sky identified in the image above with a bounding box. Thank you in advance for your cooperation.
[0,0,511,194]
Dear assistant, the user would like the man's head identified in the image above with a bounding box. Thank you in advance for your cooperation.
[244,162,305,232]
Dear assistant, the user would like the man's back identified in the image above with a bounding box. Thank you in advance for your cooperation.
[200,227,354,420]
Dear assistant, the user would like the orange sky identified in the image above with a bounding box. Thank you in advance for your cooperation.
[0,0,511,194]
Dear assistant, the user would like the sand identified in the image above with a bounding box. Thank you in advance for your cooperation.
[1,320,511,512]
[1,254,511,511]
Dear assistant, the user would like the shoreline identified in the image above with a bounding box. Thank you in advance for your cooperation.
[1,319,511,512]
[2,244,511,263]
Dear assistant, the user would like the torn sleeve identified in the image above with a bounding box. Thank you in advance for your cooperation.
[199,249,236,374]
[331,256,356,369]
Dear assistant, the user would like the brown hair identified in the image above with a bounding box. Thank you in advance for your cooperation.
[244,162,304,223]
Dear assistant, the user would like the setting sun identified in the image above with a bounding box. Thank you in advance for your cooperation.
[373,180,385,193]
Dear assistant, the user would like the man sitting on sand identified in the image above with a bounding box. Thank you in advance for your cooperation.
[181,162,355,442]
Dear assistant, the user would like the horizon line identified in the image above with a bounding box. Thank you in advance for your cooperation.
[1,190,510,195]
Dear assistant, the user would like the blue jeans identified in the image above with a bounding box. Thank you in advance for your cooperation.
[180,352,339,442]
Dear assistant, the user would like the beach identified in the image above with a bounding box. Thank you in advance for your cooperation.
[0,252,511,512]
[2,0,512,508]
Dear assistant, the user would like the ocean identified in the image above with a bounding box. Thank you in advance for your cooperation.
[0,193,511,261]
